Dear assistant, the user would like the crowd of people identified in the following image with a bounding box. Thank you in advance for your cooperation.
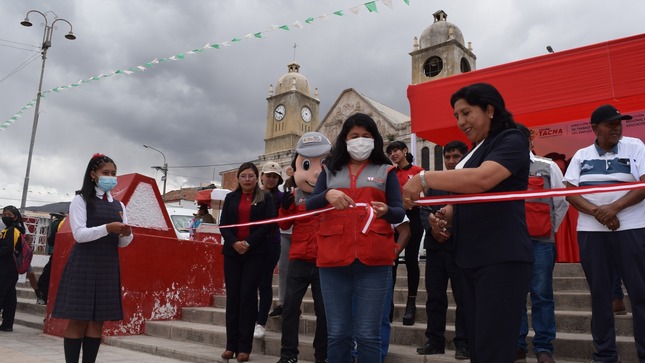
[1,82,644,363]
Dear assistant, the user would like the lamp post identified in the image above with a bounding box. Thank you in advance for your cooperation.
[19,10,76,213]
[143,145,168,202]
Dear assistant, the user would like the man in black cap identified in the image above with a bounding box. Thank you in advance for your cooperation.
[564,104,645,363]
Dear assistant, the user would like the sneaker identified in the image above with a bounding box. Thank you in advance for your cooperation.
[269,305,283,317]
[276,357,297,363]
[515,348,527,363]
[455,346,470,360]
[36,290,46,305]
[536,351,555,363]
[0,326,13,332]
[613,298,627,315]
[253,324,265,338]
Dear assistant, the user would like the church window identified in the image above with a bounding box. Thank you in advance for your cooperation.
[421,146,430,170]
[434,145,443,170]
[424,56,443,77]
[460,57,471,73]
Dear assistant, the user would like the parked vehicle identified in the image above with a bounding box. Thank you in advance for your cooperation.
[165,206,196,240]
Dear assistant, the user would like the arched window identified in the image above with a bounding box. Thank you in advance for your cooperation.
[423,56,443,77]
[421,147,430,170]
[460,57,471,73]
[434,145,443,171]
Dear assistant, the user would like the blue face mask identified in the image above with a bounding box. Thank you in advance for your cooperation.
[97,176,118,192]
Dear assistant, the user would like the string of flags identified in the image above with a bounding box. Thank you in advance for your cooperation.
[1,0,411,132]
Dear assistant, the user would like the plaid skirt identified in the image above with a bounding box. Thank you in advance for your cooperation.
[52,238,123,321]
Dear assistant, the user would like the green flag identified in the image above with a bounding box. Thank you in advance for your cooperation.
[365,1,378,12]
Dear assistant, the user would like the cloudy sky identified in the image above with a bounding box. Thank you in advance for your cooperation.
[1,0,643,208]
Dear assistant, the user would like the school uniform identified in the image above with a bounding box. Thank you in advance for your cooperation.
[52,190,133,321]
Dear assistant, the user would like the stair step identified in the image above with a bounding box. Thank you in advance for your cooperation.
[13,311,45,331]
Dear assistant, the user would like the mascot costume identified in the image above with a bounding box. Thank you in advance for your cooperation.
[276,132,331,363]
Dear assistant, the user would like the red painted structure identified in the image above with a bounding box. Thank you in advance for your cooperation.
[44,173,225,336]
[408,33,645,146]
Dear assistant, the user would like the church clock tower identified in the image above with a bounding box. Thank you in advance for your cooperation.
[410,10,477,85]
[264,62,320,162]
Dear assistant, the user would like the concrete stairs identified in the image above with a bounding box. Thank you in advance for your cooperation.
[14,262,639,362]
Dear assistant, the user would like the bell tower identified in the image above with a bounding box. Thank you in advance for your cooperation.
[410,10,477,85]
[264,62,320,160]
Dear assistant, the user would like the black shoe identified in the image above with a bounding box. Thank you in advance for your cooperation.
[276,357,297,363]
[455,346,470,360]
[269,305,283,317]
[0,326,13,332]
[402,296,416,325]
[416,342,444,355]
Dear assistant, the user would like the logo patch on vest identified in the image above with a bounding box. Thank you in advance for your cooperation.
[366,176,385,184]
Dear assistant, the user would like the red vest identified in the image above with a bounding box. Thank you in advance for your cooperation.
[316,163,396,267]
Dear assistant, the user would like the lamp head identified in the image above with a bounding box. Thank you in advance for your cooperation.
[546,45,555,53]
[143,144,150,149]
[64,31,76,40]
[21,18,33,27]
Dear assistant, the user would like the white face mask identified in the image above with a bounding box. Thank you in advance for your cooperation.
[346,137,375,161]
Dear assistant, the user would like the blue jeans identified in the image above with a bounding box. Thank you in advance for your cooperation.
[320,260,390,363]
[518,241,556,354]
[351,265,393,363]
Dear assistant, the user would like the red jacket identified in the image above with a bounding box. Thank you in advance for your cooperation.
[279,189,318,261]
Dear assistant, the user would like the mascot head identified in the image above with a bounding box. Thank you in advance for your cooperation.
[292,132,332,194]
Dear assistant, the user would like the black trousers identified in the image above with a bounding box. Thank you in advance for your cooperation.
[424,249,468,350]
[393,207,423,297]
[223,253,265,354]
[280,259,327,360]
[0,275,18,329]
[578,228,645,362]
[37,255,53,302]
[461,261,532,363]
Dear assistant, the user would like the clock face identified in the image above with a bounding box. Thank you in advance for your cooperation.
[301,106,312,122]
[274,105,285,121]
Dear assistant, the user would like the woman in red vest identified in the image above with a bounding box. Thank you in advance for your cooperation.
[307,113,405,362]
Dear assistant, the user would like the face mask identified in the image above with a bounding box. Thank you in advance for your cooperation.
[97,176,118,192]
[346,137,374,161]
[2,217,14,227]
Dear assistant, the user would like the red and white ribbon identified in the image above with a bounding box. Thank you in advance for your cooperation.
[214,182,645,229]
[219,202,375,234]
[414,181,645,206]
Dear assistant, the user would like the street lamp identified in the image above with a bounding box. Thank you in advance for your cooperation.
[143,145,168,202]
[19,10,76,212]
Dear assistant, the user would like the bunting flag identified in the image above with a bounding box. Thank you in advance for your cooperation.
[1,0,410,132]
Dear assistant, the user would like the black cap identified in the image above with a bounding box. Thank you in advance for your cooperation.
[590,104,633,124]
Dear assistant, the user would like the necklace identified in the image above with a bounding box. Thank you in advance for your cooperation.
[243,193,253,202]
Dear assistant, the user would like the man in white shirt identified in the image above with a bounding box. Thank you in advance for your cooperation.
[565,104,645,363]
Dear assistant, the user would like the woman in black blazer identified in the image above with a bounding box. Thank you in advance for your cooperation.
[219,162,276,362]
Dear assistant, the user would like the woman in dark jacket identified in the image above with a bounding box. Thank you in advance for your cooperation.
[219,162,276,362]
[0,205,27,332]
[403,83,532,362]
